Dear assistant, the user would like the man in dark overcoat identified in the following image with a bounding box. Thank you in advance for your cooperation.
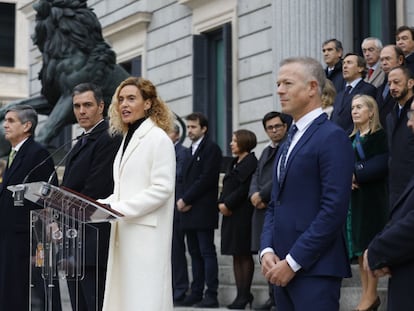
[176,112,222,308]
[62,83,121,311]
[0,105,56,310]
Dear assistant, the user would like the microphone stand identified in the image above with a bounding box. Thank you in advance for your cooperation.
[47,133,91,184]
[22,133,89,184]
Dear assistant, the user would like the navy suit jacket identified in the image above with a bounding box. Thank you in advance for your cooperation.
[386,96,414,207]
[62,119,121,267]
[368,177,414,310]
[406,53,414,75]
[325,60,345,93]
[179,135,222,230]
[376,77,395,129]
[261,113,354,278]
[331,79,377,135]
[0,137,55,310]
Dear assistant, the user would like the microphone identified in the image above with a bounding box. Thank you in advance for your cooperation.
[47,132,91,184]
[22,133,90,185]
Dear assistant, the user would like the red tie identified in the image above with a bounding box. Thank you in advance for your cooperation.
[368,68,374,79]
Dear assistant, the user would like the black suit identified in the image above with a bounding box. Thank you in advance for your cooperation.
[178,135,222,299]
[386,96,414,207]
[62,119,121,311]
[405,53,414,75]
[331,79,377,135]
[248,145,279,252]
[325,60,345,93]
[376,77,395,129]
[367,176,414,310]
[0,137,57,310]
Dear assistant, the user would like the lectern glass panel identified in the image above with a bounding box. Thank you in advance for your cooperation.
[7,182,122,311]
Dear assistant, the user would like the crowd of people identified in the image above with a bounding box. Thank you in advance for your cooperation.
[1,24,414,311]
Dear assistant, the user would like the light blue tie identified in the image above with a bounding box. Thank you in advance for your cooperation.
[278,125,298,183]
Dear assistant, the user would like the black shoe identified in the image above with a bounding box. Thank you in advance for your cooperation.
[254,297,275,310]
[227,293,254,309]
[195,295,219,308]
[180,294,203,306]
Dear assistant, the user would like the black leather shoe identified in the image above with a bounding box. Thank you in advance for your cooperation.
[254,297,275,310]
[195,295,219,308]
[179,294,202,306]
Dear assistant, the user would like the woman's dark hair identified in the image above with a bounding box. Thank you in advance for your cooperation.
[233,129,257,153]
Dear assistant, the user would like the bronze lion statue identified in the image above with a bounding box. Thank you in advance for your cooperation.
[0,0,129,155]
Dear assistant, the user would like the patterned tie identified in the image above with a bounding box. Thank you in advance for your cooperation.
[8,149,16,168]
[278,124,298,183]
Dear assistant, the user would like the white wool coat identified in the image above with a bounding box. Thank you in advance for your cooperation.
[100,118,175,311]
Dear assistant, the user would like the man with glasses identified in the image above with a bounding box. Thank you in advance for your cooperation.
[249,111,291,311]
[386,66,414,206]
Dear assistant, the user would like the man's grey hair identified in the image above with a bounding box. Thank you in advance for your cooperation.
[6,105,38,135]
[280,57,326,95]
[361,37,383,50]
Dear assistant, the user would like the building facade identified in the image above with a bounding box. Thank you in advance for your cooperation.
[3,0,414,154]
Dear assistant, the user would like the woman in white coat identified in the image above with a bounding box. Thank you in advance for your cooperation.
[100,77,176,311]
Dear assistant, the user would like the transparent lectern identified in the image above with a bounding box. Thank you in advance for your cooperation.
[8,182,123,311]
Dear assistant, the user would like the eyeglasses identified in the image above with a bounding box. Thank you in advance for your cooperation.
[407,109,414,120]
[266,124,285,131]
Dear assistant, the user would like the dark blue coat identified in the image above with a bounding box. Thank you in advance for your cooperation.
[179,136,222,230]
[0,136,55,310]
[331,79,377,135]
[261,113,354,278]
[376,77,396,129]
[62,119,121,267]
[368,176,414,311]
[386,96,414,207]
[325,60,345,93]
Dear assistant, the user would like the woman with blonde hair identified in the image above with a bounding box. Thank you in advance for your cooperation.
[321,78,336,118]
[348,94,388,311]
[100,77,176,311]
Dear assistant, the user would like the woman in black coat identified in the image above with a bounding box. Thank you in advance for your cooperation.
[348,95,388,311]
[218,129,258,309]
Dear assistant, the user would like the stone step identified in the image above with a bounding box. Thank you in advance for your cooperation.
[179,222,389,310]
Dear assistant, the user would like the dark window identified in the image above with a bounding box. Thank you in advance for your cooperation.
[0,3,15,67]
[193,23,233,155]
[353,0,396,50]
[120,56,142,76]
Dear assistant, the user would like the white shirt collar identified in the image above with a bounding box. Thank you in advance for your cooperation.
[293,107,324,133]
[13,137,29,152]
[346,77,362,89]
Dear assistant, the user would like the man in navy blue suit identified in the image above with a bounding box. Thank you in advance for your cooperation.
[331,53,377,135]
[260,57,354,311]
[363,98,414,311]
